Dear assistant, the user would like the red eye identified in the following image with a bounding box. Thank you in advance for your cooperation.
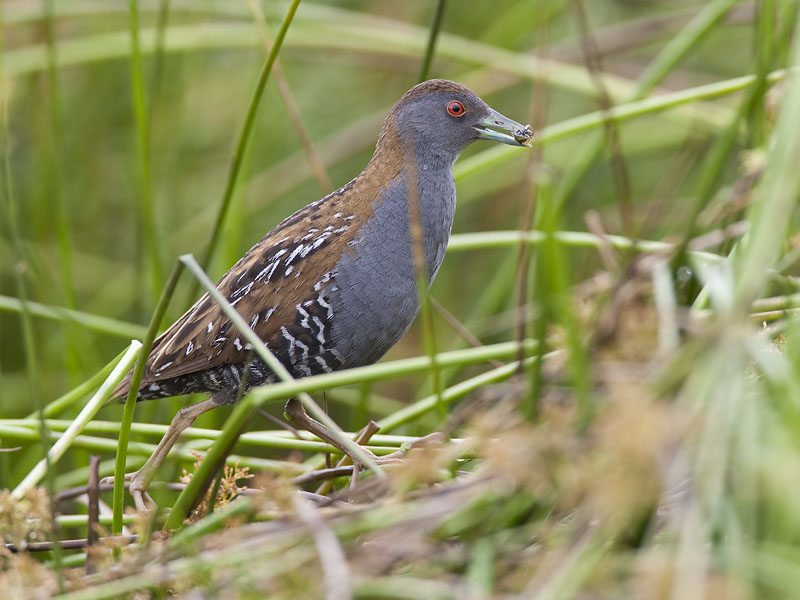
[447,100,466,117]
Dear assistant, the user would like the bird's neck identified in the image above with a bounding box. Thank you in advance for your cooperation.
[366,114,456,183]
[359,116,458,282]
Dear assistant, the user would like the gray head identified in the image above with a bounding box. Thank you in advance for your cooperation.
[387,79,532,163]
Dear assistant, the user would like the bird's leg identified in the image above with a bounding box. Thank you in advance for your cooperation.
[284,398,401,469]
[103,396,222,511]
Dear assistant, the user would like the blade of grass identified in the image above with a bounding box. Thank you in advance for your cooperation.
[147,0,170,124]
[0,423,320,471]
[673,0,796,307]
[128,0,162,303]
[3,419,433,450]
[734,7,800,307]
[447,230,727,265]
[0,420,402,458]
[11,341,142,498]
[417,0,447,82]
[376,352,554,434]
[524,179,553,420]
[652,259,680,353]
[513,8,550,418]
[550,0,742,217]
[191,0,302,298]
[112,260,184,539]
[56,514,136,528]
[636,0,742,98]
[247,0,332,194]
[0,294,147,339]
[539,186,591,425]
[43,0,84,385]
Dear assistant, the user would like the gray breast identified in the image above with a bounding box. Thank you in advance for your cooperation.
[326,167,457,368]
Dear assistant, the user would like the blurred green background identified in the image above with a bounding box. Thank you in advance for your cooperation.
[0,0,763,407]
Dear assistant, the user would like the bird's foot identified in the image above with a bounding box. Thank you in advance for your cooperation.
[127,471,157,512]
[351,448,401,468]
[358,432,446,468]
[100,471,157,512]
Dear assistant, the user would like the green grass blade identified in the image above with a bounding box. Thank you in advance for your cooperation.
[11,341,141,498]
[128,0,162,303]
[0,294,147,339]
[194,0,302,287]
[112,260,184,538]
[417,0,447,82]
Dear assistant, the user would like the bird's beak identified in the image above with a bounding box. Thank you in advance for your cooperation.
[474,108,533,147]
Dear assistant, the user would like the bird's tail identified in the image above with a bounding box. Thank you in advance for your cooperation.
[104,374,175,407]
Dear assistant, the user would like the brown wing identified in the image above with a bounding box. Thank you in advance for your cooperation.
[149,201,363,379]
[113,177,375,398]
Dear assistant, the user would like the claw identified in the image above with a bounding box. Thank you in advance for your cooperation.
[101,471,157,512]
[99,472,135,486]
[374,432,445,463]
[131,486,157,512]
[373,456,405,466]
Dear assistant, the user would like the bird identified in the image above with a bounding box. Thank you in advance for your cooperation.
[109,79,532,510]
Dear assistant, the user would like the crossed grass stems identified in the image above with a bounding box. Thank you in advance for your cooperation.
[2,214,791,547]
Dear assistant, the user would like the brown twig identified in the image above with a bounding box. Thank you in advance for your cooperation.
[688,220,749,251]
[316,420,381,496]
[56,481,191,503]
[348,461,360,498]
[298,491,346,506]
[430,297,503,369]
[258,408,306,439]
[5,535,138,553]
[551,3,753,62]
[87,456,100,546]
[292,466,356,486]
[584,210,619,272]
[571,0,634,236]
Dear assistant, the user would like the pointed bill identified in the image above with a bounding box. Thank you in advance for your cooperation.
[474,108,533,147]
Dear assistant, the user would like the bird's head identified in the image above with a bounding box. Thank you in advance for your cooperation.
[387,79,532,163]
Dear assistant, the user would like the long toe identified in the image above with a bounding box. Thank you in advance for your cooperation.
[129,476,157,512]
[374,432,445,463]
[132,489,156,512]
[99,471,136,486]
[373,455,405,466]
